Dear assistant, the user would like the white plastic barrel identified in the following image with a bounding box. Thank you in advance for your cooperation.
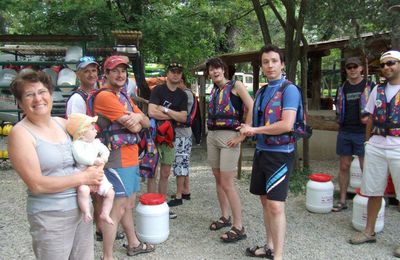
[352,189,385,233]
[306,173,334,213]
[350,156,362,188]
[136,193,169,244]
[57,68,76,92]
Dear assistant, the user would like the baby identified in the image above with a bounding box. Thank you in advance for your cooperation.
[66,113,114,225]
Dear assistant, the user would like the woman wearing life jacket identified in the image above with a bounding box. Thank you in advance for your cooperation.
[238,45,301,260]
[206,57,253,243]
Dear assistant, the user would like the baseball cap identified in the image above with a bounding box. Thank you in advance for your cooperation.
[345,57,362,66]
[66,113,98,140]
[103,55,131,72]
[77,56,99,70]
[167,62,183,72]
[380,50,400,62]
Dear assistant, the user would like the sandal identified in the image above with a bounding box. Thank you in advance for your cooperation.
[126,241,155,256]
[332,202,348,212]
[209,216,232,231]
[245,244,274,259]
[348,231,376,245]
[220,226,247,243]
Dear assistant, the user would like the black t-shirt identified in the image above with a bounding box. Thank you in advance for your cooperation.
[341,79,367,133]
[149,84,188,119]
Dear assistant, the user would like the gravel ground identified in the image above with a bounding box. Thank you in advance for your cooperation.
[1,147,400,260]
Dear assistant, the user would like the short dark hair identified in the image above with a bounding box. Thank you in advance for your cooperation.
[260,44,285,63]
[205,57,228,78]
[10,70,53,101]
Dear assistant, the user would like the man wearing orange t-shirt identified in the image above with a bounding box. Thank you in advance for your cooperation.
[93,56,155,259]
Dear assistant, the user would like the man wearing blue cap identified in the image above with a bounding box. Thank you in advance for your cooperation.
[349,50,400,258]
[66,56,99,116]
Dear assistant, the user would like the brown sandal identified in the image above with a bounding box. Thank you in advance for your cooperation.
[209,216,232,231]
[220,226,247,243]
[126,241,155,256]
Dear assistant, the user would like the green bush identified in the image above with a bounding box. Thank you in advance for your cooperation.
[289,167,311,195]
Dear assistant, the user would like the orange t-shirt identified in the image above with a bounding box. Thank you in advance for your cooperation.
[93,88,142,168]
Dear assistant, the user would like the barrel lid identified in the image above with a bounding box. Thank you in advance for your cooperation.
[140,193,165,205]
[309,173,332,182]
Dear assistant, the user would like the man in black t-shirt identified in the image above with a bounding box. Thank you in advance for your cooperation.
[148,63,188,219]
[333,57,374,212]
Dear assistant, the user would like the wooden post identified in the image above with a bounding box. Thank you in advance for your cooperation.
[309,55,322,110]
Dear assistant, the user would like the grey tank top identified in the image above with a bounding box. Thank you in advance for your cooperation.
[21,118,78,215]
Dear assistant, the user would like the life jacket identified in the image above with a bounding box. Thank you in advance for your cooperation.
[155,120,174,147]
[64,88,89,118]
[207,80,242,130]
[86,88,140,150]
[372,83,400,136]
[253,80,312,145]
[336,80,372,124]
[138,119,159,178]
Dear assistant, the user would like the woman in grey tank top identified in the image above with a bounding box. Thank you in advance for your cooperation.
[8,71,104,260]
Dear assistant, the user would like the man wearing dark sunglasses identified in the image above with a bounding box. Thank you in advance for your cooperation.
[349,50,400,258]
[333,57,374,212]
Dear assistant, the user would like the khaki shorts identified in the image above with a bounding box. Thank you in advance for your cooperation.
[28,208,94,260]
[207,130,241,172]
[158,143,176,165]
[361,143,400,200]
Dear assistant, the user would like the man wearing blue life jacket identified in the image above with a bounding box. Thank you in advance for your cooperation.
[239,44,301,260]
[349,50,400,258]
[332,57,374,212]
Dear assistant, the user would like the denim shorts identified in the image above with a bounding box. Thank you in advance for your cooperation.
[336,131,365,156]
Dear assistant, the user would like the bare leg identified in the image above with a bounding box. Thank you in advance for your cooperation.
[338,155,352,203]
[158,164,171,195]
[102,197,127,260]
[219,170,243,238]
[364,196,383,235]
[183,176,190,195]
[147,166,158,193]
[99,189,115,225]
[265,199,286,260]
[147,177,157,193]
[92,193,104,233]
[175,176,185,199]
[212,168,231,219]
[77,185,92,223]
[120,193,140,247]
[250,195,274,256]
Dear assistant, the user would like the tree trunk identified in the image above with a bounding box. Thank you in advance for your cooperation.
[251,0,272,44]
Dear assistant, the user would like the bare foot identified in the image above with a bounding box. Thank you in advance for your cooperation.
[82,212,93,223]
[100,213,115,225]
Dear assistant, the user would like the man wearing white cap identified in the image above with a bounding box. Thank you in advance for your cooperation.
[66,56,99,116]
[349,50,400,257]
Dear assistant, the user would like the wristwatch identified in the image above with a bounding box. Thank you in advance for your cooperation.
[164,107,169,113]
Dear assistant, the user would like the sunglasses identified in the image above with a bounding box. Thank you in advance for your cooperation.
[79,56,96,63]
[346,65,359,70]
[380,60,399,68]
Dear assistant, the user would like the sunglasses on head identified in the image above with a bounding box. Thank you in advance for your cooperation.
[380,60,399,68]
[346,65,359,70]
[79,56,96,63]
[169,63,183,68]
